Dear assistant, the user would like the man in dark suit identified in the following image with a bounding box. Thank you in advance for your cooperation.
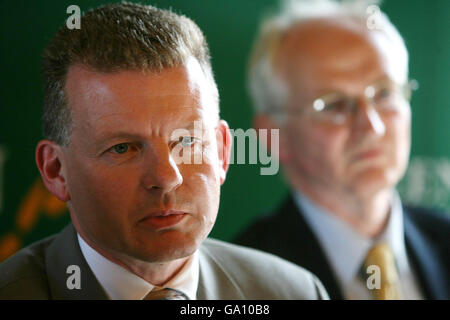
[0,3,328,300]
[235,0,449,300]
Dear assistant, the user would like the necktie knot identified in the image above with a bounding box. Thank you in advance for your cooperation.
[143,287,189,300]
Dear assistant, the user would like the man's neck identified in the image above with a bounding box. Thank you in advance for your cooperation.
[75,228,189,286]
[290,177,393,238]
[101,249,190,286]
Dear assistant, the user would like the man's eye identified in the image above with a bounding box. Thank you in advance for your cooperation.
[179,136,195,147]
[110,143,129,154]
[374,87,393,101]
[323,99,352,114]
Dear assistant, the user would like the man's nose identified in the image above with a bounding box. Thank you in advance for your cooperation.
[353,99,386,137]
[141,142,183,192]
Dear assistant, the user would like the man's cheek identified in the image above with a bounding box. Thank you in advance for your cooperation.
[76,170,132,212]
[188,169,220,205]
[307,129,337,160]
[189,171,219,226]
[385,118,410,159]
[93,165,139,191]
[196,145,222,180]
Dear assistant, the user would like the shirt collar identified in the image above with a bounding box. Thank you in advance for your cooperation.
[77,234,199,300]
[293,190,407,287]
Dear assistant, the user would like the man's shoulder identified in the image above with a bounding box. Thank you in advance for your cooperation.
[0,234,57,299]
[201,237,294,267]
[404,205,450,224]
[199,238,328,299]
[404,205,450,249]
[233,197,298,251]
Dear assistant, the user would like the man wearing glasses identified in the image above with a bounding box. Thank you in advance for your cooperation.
[235,0,449,300]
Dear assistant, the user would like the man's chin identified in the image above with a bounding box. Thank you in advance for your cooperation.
[131,231,200,263]
[348,167,399,196]
[138,248,195,263]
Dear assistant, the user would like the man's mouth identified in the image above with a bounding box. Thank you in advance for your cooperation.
[139,210,187,230]
[353,148,382,161]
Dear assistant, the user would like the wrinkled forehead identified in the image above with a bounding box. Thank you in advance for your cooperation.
[275,18,408,94]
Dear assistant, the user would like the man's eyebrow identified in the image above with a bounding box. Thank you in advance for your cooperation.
[183,122,203,130]
[316,75,393,97]
[95,122,205,143]
[95,132,147,145]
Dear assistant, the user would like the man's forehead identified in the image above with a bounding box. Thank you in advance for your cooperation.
[64,62,218,139]
[73,103,212,148]
[278,19,378,67]
[67,61,215,112]
[276,18,406,91]
[90,107,209,143]
[91,105,208,128]
[66,63,196,100]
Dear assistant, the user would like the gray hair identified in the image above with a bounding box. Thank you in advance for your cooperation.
[42,2,218,146]
[247,0,409,116]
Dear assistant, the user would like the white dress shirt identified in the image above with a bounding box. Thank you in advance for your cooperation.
[78,234,199,300]
[294,191,424,300]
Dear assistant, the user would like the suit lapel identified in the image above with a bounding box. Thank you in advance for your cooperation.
[277,195,344,299]
[196,244,245,300]
[267,197,448,300]
[45,225,246,300]
[45,224,108,299]
[285,198,449,299]
[403,208,448,299]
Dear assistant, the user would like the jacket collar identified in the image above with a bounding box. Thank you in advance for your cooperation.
[286,194,446,299]
[403,209,448,299]
[196,241,245,300]
[45,224,243,300]
[45,224,108,299]
[277,194,344,299]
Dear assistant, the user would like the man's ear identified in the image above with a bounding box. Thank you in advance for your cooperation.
[253,113,291,164]
[215,120,232,185]
[35,140,70,202]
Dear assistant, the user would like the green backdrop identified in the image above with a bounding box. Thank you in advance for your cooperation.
[0,0,449,260]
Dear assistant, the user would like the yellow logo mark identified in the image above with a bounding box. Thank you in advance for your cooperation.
[0,178,67,262]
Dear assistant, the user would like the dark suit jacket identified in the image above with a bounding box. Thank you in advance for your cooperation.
[234,194,450,300]
[0,223,328,299]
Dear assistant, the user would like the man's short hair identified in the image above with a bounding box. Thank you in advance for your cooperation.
[42,2,218,146]
[247,0,409,117]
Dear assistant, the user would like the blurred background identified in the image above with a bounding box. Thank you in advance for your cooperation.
[0,0,449,262]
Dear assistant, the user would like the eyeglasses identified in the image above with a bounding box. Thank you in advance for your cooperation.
[277,79,418,125]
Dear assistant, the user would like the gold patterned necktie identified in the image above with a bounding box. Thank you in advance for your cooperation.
[363,243,402,300]
[143,287,189,300]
